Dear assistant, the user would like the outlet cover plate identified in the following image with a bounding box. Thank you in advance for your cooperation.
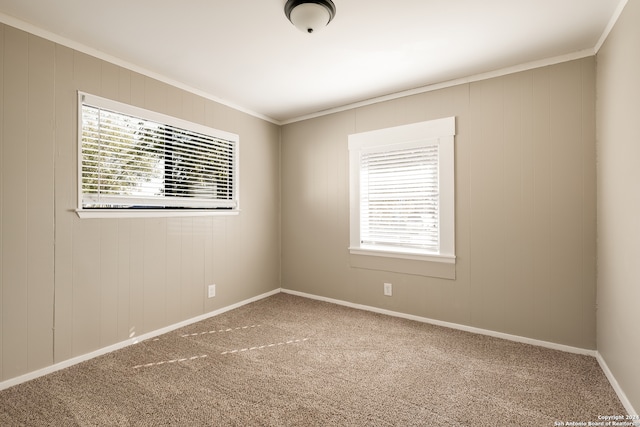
[208,284,216,298]
[383,283,392,296]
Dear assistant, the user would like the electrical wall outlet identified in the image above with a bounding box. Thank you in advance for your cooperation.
[208,284,216,298]
[383,282,393,296]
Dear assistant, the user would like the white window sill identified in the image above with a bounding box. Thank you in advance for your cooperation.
[76,209,240,219]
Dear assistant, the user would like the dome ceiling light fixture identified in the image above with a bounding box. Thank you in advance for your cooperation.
[284,0,336,34]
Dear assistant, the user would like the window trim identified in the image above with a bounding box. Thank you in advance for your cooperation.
[76,92,240,219]
[348,117,456,263]
[76,209,239,219]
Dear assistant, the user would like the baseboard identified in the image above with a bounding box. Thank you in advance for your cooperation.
[5,286,635,419]
[281,288,596,356]
[0,288,280,392]
[596,352,639,417]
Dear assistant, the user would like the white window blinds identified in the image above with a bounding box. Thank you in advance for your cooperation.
[360,142,439,251]
[79,93,238,210]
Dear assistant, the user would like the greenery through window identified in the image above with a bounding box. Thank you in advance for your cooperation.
[79,92,238,212]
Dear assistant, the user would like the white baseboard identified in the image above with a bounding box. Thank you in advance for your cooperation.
[0,288,280,392]
[281,288,596,356]
[596,352,639,417]
[4,286,636,420]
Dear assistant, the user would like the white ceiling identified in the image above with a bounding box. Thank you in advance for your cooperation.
[0,0,623,123]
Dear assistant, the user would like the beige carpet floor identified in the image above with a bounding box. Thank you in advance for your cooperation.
[0,293,625,426]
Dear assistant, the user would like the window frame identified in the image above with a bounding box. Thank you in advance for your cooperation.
[76,92,240,219]
[348,117,456,264]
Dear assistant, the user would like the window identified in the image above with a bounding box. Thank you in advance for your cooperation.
[77,92,239,218]
[348,117,455,263]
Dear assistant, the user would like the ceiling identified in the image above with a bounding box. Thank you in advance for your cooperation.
[0,0,623,123]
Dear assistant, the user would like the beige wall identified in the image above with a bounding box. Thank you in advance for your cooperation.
[282,57,597,350]
[596,0,640,413]
[0,24,281,382]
